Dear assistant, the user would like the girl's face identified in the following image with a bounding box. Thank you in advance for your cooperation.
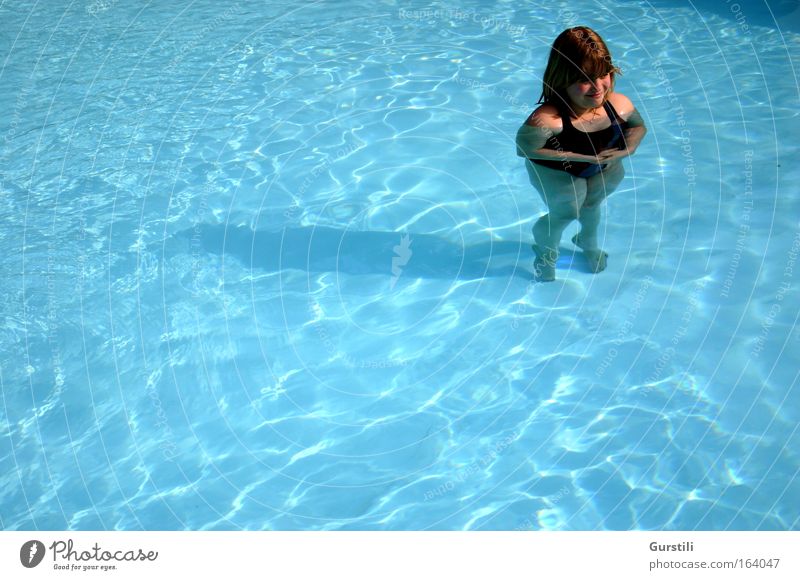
[565,72,612,110]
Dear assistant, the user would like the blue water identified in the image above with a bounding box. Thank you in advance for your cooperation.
[1,0,798,530]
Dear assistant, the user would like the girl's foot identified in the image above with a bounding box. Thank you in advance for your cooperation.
[532,244,558,282]
[572,234,608,273]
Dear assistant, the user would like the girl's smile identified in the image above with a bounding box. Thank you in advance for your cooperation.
[566,72,612,111]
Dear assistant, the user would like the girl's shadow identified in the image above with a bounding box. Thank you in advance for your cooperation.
[181,224,588,281]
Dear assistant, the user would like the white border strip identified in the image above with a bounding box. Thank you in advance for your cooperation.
[1,532,798,579]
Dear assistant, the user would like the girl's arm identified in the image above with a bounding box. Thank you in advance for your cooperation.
[600,94,647,160]
[621,108,647,154]
[516,112,604,164]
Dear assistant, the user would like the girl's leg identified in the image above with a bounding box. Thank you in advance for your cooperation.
[574,161,625,272]
[525,161,587,280]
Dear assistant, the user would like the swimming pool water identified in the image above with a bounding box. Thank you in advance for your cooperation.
[1,0,799,530]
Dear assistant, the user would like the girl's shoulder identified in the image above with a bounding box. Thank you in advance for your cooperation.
[607,92,636,119]
[524,103,563,131]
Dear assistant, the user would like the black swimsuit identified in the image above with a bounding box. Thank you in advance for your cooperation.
[529,100,627,178]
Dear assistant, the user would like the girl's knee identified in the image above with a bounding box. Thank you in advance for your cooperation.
[552,201,581,220]
[582,193,607,209]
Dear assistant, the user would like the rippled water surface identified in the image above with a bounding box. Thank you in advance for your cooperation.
[1,0,799,530]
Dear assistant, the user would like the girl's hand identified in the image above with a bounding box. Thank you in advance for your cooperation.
[597,147,633,162]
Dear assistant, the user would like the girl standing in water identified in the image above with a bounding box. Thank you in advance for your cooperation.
[516,27,646,281]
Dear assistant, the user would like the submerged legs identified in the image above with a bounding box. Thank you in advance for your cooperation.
[526,160,625,280]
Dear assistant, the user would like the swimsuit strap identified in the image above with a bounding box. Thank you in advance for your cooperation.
[603,100,623,125]
[559,105,575,129]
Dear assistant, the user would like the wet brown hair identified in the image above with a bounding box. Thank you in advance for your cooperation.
[538,27,621,111]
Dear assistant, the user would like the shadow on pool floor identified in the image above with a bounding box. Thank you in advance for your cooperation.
[175,224,595,281]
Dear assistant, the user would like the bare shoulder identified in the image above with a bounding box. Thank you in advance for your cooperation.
[523,103,562,133]
[609,92,646,127]
[608,92,635,116]
[516,104,561,155]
